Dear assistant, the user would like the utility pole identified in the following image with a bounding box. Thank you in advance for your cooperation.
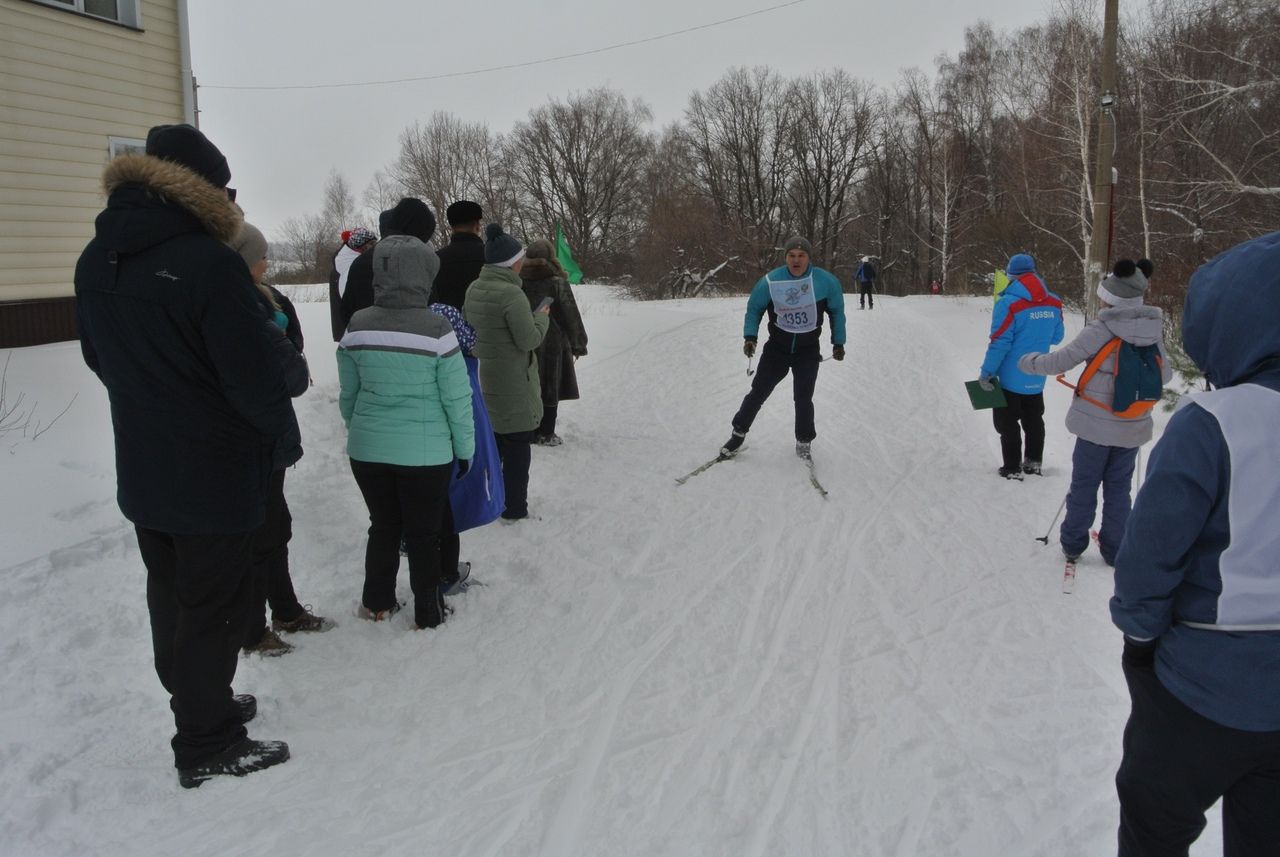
[1085,0,1120,320]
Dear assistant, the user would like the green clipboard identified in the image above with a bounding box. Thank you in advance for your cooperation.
[965,378,1008,410]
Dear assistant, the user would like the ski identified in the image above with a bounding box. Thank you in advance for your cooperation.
[1062,558,1077,594]
[676,452,735,485]
[799,453,829,498]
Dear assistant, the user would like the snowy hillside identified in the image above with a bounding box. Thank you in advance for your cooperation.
[0,288,1221,856]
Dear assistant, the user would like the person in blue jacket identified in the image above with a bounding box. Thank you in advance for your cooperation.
[721,236,846,461]
[977,253,1064,479]
[1110,231,1280,857]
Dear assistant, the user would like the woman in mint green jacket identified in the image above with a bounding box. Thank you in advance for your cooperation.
[338,234,474,629]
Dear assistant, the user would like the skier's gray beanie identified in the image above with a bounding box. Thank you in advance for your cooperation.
[1097,258,1152,309]
[783,236,812,256]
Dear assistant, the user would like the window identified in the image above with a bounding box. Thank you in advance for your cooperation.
[25,0,141,28]
[108,137,146,159]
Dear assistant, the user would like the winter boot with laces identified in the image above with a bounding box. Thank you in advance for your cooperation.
[272,606,335,634]
[720,430,746,458]
[242,628,294,657]
[177,738,290,789]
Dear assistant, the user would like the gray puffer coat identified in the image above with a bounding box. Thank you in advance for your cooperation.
[1018,306,1174,448]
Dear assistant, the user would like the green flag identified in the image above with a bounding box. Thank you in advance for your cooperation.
[555,221,584,285]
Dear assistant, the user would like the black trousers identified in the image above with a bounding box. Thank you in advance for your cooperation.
[440,497,461,584]
[245,469,304,646]
[859,283,874,308]
[1117,659,1280,857]
[350,459,452,628]
[732,345,821,442]
[991,390,1045,469]
[495,430,533,519]
[538,405,558,438]
[136,527,253,768]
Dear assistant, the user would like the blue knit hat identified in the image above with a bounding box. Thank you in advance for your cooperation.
[1006,254,1035,276]
[483,223,524,267]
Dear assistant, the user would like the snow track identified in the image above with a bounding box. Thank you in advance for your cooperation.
[0,289,1223,855]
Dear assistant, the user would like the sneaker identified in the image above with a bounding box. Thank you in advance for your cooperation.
[233,694,256,724]
[356,602,402,622]
[1021,460,1042,476]
[795,441,812,460]
[997,466,1024,481]
[720,430,746,457]
[272,607,336,634]
[242,629,294,657]
[533,433,563,447]
[440,561,472,597]
[177,738,290,789]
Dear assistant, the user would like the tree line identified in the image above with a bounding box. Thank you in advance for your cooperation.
[277,0,1278,320]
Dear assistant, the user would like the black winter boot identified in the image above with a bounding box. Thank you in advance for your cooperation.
[178,738,290,789]
[720,430,746,457]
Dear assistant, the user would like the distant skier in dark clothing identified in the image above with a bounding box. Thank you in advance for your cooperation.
[338,198,436,332]
[430,200,486,311]
[856,256,876,309]
[75,124,294,788]
[721,237,846,461]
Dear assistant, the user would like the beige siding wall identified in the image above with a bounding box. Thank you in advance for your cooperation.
[0,0,184,301]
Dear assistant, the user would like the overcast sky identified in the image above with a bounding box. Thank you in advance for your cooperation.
[188,0,1054,240]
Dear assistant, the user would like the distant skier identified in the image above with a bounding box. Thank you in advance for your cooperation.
[1018,258,1171,563]
[720,237,846,460]
[855,256,877,309]
[977,253,1064,479]
[1109,232,1280,857]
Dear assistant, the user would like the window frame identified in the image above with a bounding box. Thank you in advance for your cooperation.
[22,0,143,31]
[108,136,147,159]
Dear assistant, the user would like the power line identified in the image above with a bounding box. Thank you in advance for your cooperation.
[202,0,805,92]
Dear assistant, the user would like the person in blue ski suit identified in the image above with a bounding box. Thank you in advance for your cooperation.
[978,253,1064,479]
[1110,231,1280,857]
[720,236,846,460]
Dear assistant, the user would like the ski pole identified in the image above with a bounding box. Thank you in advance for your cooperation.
[747,354,756,376]
[1035,494,1069,545]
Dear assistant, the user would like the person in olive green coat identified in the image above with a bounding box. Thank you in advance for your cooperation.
[463,223,550,521]
[338,233,474,629]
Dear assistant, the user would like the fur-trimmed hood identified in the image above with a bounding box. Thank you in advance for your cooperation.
[518,256,564,281]
[97,154,243,249]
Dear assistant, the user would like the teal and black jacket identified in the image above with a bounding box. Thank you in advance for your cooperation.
[743,264,847,352]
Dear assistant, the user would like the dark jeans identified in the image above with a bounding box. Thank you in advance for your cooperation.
[1117,659,1280,857]
[1061,438,1138,562]
[859,283,874,308]
[440,497,461,584]
[350,459,451,628]
[136,527,253,768]
[537,405,558,438]
[732,344,821,442]
[991,390,1045,470]
[495,430,533,519]
[245,469,304,646]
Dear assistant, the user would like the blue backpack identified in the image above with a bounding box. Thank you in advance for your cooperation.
[449,357,506,531]
[1059,338,1164,418]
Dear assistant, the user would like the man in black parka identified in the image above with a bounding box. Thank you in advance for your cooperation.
[337,197,436,329]
[74,124,297,788]
[429,200,486,310]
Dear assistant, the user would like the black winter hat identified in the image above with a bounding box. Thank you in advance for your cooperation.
[483,223,524,267]
[446,200,483,226]
[379,198,436,243]
[144,124,231,188]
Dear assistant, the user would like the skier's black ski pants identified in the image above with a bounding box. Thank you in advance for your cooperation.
[1117,658,1280,857]
[733,343,821,442]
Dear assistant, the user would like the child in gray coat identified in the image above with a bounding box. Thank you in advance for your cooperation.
[1018,259,1174,564]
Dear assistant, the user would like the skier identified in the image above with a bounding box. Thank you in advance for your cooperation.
[1018,258,1171,565]
[721,236,846,460]
[1110,232,1280,857]
[855,255,876,309]
[977,253,1064,479]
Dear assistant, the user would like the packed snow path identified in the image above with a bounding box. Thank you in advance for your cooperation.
[0,289,1219,856]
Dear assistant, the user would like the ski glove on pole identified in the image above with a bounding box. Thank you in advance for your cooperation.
[978,371,995,392]
[743,340,756,358]
[832,344,845,361]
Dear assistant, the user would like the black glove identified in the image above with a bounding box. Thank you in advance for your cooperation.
[743,340,757,358]
[1122,637,1156,668]
[455,459,471,480]
[832,344,845,361]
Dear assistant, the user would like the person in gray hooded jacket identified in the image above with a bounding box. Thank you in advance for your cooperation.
[1018,258,1173,564]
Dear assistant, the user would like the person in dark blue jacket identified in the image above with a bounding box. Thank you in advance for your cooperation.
[721,237,846,460]
[1110,231,1280,857]
[978,253,1064,479]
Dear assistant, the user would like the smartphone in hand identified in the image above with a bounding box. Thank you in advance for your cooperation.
[535,296,554,313]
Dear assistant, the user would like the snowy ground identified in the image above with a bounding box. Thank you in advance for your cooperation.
[0,287,1222,856]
